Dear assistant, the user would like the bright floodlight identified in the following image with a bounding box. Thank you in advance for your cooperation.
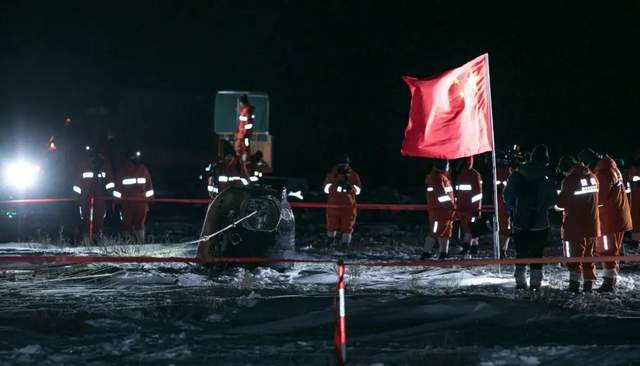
[5,161,41,189]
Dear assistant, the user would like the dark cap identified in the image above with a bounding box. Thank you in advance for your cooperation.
[578,148,598,168]
[557,154,577,174]
[531,144,550,164]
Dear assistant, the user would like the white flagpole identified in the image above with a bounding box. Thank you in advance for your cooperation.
[484,54,501,262]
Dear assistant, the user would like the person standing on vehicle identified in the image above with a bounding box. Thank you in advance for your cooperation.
[422,159,456,260]
[234,94,255,162]
[72,145,115,242]
[504,144,558,290]
[455,156,482,256]
[114,150,154,243]
[580,149,632,292]
[323,155,362,246]
[557,155,600,293]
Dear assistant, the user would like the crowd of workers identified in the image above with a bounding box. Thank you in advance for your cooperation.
[72,146,154,243]
[419,144,640,293]
[72,94,270,244]
[69,93,640,295]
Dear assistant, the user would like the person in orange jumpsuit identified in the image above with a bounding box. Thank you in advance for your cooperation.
[580,149,632,292]
[72,146,115,242]
[455,156,482,256]
[629,153,640,247]
[247,150,272,183]
[323,155,362,246]
[234,94,255,162]
[206,141,250,198]
[557,155,600,293]
[422,159,456,260]
[114,151,154,243]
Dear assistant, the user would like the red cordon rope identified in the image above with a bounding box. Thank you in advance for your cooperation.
[0,255,333,265]
[349,255,640,267]
[0,198,78,204]
[0,196,496,212]
[292,202,495,212]
[0,254,635,266]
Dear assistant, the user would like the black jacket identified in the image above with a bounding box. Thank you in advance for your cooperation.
[504,162,558,231]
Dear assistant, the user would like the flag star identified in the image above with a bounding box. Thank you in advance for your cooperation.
[467,71,479,92]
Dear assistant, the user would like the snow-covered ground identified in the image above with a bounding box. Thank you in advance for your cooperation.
[1,227,640,365]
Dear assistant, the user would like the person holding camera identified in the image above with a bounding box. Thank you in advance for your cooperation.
[504,144,558,290]
[323,155,362,246]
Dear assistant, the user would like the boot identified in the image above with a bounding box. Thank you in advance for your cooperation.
[459,242,471,256]
[529,269,543,291]
[459,233,472,255]
[514,266,528,290]
[567,280,580,294]
[438,252,449,260]
[341,233,352,246]
[419,251,432,260]
[134,229,145,244]
[583,280,593,293]
[424,236,437,255]
[438,239,450,256]
[326,232,337,246]
[597,277,616,293]
[469,245,479,256]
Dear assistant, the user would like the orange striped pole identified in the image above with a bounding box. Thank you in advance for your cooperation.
[334,259,347,365]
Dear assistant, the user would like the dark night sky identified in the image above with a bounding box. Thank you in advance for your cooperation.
[1,1,639,194]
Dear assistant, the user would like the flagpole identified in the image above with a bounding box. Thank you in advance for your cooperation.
[484,54,501,264]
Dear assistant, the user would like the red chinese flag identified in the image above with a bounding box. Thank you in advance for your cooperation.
[401,54,493,159]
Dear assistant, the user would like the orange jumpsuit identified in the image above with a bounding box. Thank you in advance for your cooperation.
[72,154,115,236]
[455,157,482,235]
[324,166,362,234]
[628,166,640,233]
[234,104,255,158]
[557,164,600,281]
[594,155,632,275]
[207,155,250,197]
[496,167,512,236]
[247,157,271,178]
[426,168,456,239]
[115,160,154,232]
